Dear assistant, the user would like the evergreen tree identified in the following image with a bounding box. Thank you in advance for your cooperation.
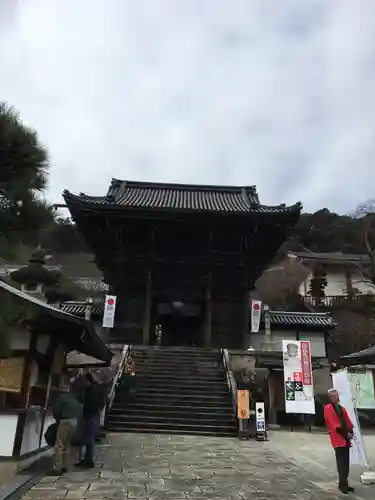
[0,102,53,257]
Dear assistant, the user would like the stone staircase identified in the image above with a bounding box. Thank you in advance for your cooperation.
[106,346,237,437]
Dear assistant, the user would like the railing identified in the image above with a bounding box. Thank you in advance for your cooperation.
[106,344,130,414]
[221,348,238,435]
[301,294,364,308]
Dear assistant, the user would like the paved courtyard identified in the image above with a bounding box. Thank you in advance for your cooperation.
[21,431,374,500]
[264,431,375,500]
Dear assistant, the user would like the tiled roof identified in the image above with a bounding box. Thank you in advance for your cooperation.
[63,179,302,215]
[58,302,103,316]
[267,310,336,329]
[0,280,112,363]
[341,345,375,360]
[288,251,371,265]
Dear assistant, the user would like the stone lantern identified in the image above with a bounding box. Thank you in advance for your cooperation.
[10,245,60,301]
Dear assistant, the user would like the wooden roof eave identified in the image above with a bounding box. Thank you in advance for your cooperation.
[0,279,112,364]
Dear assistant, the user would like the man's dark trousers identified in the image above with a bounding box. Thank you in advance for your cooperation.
[84,413,100,465]
[335,445,350,490]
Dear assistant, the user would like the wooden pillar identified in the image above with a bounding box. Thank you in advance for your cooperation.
[20,330,38,409]
[205,230,213,347]
[268,369,277,425]
[142,271,152,346]
[205,272,212,347]
[242,290,250,349]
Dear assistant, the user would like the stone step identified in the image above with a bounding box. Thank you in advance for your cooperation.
[106,425,237,437]
[106,345,235,438]
[106,419,237,436]
[116,390,231,401]
[132,373,225,383]
[134,381,229,393]
[128,385,229,396]
[111,398,233,409]
[106,413,236,427]
[109,406,234,418]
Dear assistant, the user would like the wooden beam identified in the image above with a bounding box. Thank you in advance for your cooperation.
[205,273,212,347]
[142,274,152,346]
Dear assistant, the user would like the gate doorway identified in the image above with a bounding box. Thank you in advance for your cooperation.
[151,301,205,346]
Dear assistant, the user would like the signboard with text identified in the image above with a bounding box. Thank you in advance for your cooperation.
[283,340,315,414]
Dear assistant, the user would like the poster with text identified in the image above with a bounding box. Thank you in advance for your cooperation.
[331,370,368,466]
[282,340,315,414]
[347,371,375,410]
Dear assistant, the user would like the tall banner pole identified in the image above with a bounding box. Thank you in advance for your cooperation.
[331,369,368,467]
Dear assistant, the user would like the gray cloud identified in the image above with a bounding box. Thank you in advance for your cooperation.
[1,0,374,213]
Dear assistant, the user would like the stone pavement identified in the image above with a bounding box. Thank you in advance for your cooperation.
[263,431,375,500]
[22,433,352,500]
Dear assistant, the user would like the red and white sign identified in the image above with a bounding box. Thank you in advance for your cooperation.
[282,340,315,414]
[102,295,117,328]
[251,300,262,333]
[300,341,313,387]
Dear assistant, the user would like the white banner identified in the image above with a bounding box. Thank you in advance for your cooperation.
[331,370,368,466]
[102,295,117,328]
[283,340,315,414]
[348,371,375,410]
[251,300,262,333]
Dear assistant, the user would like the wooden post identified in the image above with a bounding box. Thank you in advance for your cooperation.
[205,271,212,347]
[268,369,277,425]
[242,291,250,349]
[85,297,93,321]
[142,271,152,346]
[20,331,38,409]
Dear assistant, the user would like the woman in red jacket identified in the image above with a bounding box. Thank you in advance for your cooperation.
[324,389,354,494]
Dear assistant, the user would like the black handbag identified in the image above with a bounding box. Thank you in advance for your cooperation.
[44,422,58,447]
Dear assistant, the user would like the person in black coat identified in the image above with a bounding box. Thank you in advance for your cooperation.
[76,373,106,469]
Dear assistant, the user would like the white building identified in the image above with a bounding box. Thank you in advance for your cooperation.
[288,252,375,299]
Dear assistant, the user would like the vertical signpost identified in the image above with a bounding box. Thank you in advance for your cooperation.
[237,389,250,439]
[255,402,267,441]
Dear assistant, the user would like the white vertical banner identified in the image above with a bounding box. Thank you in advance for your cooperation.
[102,295,117,328]
[331,369,368,466]
[251,300,262,333]
[283,340,315,414]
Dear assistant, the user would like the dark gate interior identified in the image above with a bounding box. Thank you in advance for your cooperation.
[151,301,205,346]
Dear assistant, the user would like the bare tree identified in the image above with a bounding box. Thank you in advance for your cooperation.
[355,199,375,285]
[255,258,310,309]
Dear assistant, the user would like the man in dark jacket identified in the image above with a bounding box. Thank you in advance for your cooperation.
[77,373,106,469]
[50,384,81,475]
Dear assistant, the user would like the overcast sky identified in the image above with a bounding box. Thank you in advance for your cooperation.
[1,0,374,213]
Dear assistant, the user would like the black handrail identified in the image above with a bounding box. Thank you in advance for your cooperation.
[221,348,239,435]
[106,344,130,416]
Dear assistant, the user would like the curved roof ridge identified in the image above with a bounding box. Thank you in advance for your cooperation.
[110,178,259,193]
[269,310,331,316]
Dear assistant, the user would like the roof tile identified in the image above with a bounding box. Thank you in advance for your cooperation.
[63,179,302,215]
[267,310,336,328]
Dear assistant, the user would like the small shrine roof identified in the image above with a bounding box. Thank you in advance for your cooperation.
[0,279,112,363]
[265,310,336,329]
[58,301,103,316]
